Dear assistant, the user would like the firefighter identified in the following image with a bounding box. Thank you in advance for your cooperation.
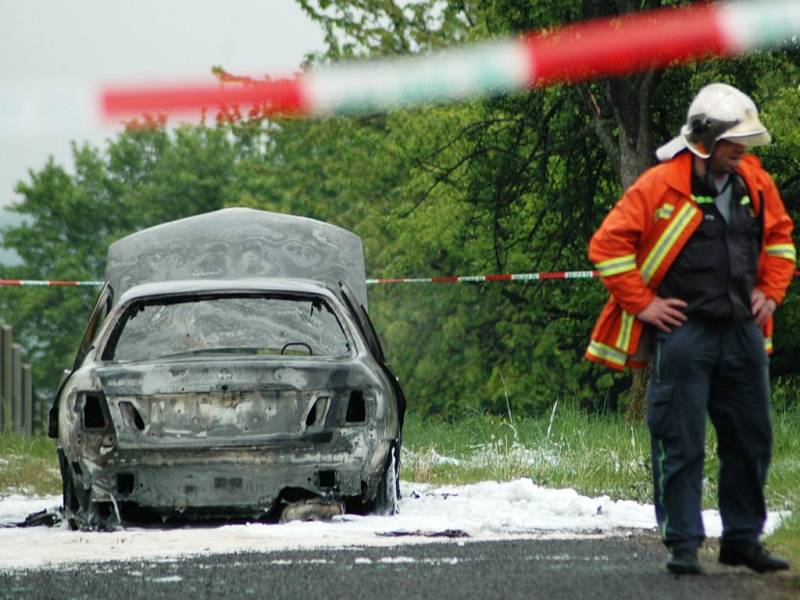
[586,83,795,575]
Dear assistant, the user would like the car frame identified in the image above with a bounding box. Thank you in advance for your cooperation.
[49,208,405,528]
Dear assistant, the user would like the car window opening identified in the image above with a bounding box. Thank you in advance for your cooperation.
[103,293,351,363]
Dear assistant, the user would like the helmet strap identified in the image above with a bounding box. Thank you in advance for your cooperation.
[692,155,718,192]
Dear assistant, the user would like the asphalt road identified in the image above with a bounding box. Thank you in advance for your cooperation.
[1,533,796,600]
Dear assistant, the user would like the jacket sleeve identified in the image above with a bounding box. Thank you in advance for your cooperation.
[588,182,655,316]
[757,174,796,304]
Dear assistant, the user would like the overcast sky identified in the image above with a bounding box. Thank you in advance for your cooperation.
[0,0,324,262]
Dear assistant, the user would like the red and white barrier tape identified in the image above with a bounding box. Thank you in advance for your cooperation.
[3,271,800,288]
[365,271,598,285]
[0,279,104,287]
[101,1,800,120]
[4,2,798,135]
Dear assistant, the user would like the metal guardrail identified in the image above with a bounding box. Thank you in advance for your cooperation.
[0,324,36,436]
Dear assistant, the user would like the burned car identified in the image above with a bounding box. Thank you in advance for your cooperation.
[49,208,404,528]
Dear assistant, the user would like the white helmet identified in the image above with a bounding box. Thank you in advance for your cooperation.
[656,83,771,161]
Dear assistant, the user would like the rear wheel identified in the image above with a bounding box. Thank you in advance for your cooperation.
[57,450,81,530]
[372,444,399,516]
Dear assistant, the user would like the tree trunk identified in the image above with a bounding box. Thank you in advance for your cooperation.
[626,362,651,422]
[607,72,657,420]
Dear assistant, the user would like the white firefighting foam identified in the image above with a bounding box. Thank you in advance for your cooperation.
[0,478,786,570]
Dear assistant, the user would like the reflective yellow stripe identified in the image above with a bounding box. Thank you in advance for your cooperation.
[615,311,635,353]
[764,337,773,353]
[655,203,675,220]
[740,195,751,206]
[641,203,698,283]
[765,244,796,262]
[691,194,714,205]
[595,254,637,277]
[587,341,627,367]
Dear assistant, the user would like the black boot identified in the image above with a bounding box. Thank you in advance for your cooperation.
[667,547,703,575]
[719,542,790,573]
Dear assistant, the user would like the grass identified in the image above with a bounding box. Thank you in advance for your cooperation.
[0,434,60,497]
[403,407,653,501]
[1,406,798,570]
[764,408,800,576]
[402,405,800,568]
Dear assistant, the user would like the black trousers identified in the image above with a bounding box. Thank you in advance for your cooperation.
[646,319,772,551]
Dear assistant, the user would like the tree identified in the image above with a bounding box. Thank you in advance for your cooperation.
[2,1,797,417]
[0,122,241,397]
[294,0,800,416]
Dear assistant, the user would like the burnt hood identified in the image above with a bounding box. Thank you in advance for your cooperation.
[105,208,368,309]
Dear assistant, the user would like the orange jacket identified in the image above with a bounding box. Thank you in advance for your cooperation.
[586,151,796,370]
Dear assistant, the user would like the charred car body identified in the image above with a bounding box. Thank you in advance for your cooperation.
[49,208,404,528]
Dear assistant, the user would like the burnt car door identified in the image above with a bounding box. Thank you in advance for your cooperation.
[338,282,405,428]
[48,283,114,438]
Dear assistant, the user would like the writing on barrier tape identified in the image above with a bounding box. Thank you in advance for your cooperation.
[366,271,600,284]
[3,271,800,288]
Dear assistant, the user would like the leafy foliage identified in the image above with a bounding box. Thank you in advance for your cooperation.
[1,123,239,396]
[1,0,798,417]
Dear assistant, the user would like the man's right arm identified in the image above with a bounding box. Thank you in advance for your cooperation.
[589,184,686,332]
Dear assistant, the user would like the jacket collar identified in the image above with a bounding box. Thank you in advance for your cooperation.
[662,151,693,197]
[662,150,763,198]
[736,155,765,193]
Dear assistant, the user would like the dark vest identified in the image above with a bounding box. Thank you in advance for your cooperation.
[657,170,761,325]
